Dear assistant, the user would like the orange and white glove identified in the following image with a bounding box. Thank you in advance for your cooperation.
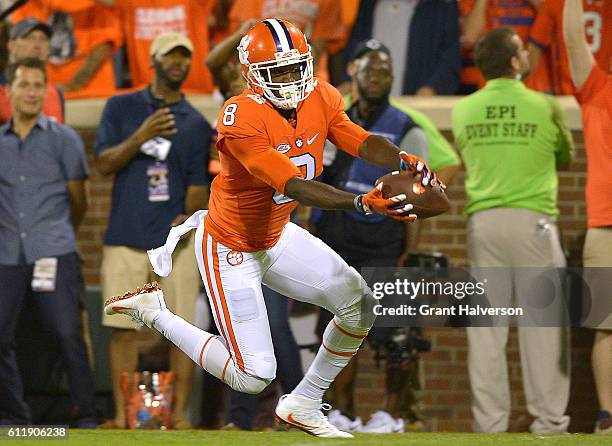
[354,183,417,222]
[399,151,445,189]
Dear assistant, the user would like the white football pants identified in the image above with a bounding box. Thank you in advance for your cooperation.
[194,220,375,384]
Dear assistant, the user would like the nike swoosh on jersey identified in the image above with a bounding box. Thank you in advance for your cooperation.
[307,133,320,145]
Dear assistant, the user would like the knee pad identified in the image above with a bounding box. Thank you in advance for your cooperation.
[334,290,378,332]
[247,352,277,382]
[324,260,377,331]
[227,353,276,394]
[231,368,272,394]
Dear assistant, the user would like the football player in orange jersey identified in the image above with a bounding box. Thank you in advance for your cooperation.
[105,19,440,438]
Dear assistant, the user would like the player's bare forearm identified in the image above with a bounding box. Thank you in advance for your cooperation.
[284,177,356,210]
[563,0,594,89]
[358,134,401,171]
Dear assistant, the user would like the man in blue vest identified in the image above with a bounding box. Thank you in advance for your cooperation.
[314,40,429,433]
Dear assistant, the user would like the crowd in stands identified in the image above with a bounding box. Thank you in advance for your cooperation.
[0,0,610,437]
[0,0,608,100]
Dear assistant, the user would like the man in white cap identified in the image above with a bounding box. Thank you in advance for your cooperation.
[95,32,212,429]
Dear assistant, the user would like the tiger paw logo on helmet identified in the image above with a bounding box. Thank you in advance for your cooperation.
[227,250,244,266]
[237,18,314,110]
[238,35,252,65]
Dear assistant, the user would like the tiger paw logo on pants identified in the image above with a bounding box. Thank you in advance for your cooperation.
[227,251,244,266]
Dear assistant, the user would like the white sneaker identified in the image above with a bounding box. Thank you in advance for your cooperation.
[360,411,404,434]
[393,417,405,433]
[328,409,363,432]
[275,394,353,438]
[103,282,166,329]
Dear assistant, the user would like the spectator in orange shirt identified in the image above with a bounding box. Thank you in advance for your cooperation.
[526,0,612,95]
[0,18,64,124]
[329,0,360,86]
[209,0,237,47]
[115,0,216,93]
[11,0,122,98]
[228,0,346,81]
[459,0,540,93]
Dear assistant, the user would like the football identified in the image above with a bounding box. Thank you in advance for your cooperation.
[375,171,450,219]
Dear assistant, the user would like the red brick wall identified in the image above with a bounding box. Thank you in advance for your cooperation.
[78,129,112,286]
[77,128,597,432]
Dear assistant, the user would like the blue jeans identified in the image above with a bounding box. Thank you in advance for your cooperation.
[228,286,303,429]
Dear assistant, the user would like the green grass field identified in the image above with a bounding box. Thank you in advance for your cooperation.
[2,430,611,446]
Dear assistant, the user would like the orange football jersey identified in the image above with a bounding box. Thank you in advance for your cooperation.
[206,78,370,252]
[527,0,612,94]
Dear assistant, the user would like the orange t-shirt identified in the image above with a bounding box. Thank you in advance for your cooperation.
[229,0,344,43]
[459,0,536,91]
[527,0,612,95]
[576,64,612,228]
[0,84,64,124]
[228,0,346,80]
[11,0,122,98]
[116,0,215,94]
[342,0,360,38]
[207,79,370,252]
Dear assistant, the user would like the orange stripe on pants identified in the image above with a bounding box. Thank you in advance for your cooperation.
[211,238,246,372]
[198,335,215,368]
[202,229,231,353]
[221,357,232,383]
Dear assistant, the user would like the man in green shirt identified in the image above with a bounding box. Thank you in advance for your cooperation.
[452,27,574,434]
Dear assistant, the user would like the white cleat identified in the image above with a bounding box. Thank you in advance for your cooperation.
[275,394,353,438]
[103,282,166,329]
